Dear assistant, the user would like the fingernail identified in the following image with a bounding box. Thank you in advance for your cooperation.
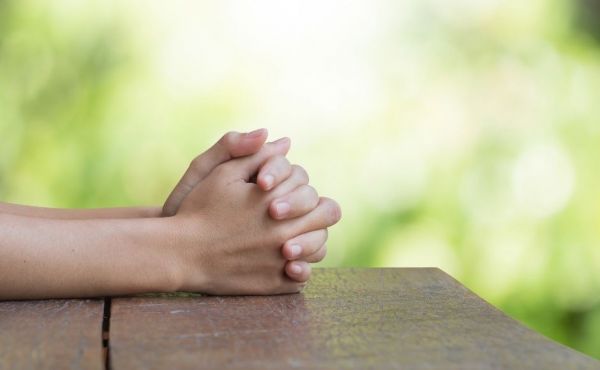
[263,174,274,189]
[290,244,302,258]
[246,128,266,138]
[291,263,302,274]
[274,202,290,217]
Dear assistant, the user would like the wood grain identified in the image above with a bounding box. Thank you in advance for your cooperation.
[0,299,104,370]
[109,268,600,369]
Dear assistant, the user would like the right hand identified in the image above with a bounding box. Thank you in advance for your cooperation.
[172,146,341,295]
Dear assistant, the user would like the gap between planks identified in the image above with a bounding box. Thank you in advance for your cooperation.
[102,297,112,370]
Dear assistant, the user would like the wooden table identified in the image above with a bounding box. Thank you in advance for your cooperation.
[1,268,598,370]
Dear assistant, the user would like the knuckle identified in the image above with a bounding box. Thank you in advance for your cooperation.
[303,185,319,201]
[217,131,238,150]
[273,226,291,245]
[280,158,292,174]
[219,131,237,147]
[324,198,342,224]
[319,228,329,242]
[271,155,290,173]
[316,244,328,261]
[306,244,326,262]
[292,165,309,184]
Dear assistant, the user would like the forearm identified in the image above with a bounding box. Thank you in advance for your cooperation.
[0,214,181,300]
[0,202,161,219]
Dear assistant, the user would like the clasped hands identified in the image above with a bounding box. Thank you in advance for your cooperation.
[161,129,341,295]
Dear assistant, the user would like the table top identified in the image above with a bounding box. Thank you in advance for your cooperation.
[1,268,598,370]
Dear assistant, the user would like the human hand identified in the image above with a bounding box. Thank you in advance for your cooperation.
[171,146,341,295]
[162,129,281,217]
[162,129,333,281]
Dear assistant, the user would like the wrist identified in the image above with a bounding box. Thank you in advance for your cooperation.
[127,216,189,293]
[165,213,211,293]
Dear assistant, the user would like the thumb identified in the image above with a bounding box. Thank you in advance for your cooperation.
[228,137,292,181]
[162,129,268,216]
[195,128,268,175]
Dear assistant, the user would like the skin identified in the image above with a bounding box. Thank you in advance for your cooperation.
[162,129,331,279]
[175,147,341,295]
[0,203,162,219]
[0,129,332,282]
[0,130,341,299]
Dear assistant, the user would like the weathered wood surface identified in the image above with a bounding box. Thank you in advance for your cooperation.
[0,299,104,370]
[109,268,600,370]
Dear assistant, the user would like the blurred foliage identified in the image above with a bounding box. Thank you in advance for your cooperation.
[1,0,600,360]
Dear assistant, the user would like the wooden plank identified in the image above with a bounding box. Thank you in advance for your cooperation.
[109,268,600,369]
[0,299,104,370]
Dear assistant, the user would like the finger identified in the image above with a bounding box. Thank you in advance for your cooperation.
[263,271,307,295]
[188,129,269,184]
[218,128,269,157]
[268,165,310,201]
[162,129,268,216]
[284,261,312,283]
[270,184,319,220]
[302,244,327,263]
[257,155,292,191]
[287,197,342,236]
[227,137,291,181]
[273,280,307,295]
[282,229,328,260]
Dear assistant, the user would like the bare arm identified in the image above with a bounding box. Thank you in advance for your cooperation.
[0,213,178,300]
[0,202,161,219]
[0,129,336,299]
[0,146,340,301]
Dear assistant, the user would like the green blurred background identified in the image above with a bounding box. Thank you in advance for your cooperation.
[1,0,600,359]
